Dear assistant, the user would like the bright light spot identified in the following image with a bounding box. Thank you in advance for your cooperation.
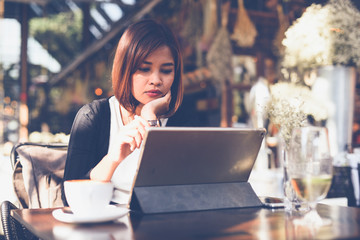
[7,120,19,131]
[122,0,136,5]
[101,3,123,22]
[0,19,61,73]
[0,19,21,69]
[90,8,110,31]
[89,25,102,39]
[28,37,61,73]
[95,87,103,96]
[4,97,10,104]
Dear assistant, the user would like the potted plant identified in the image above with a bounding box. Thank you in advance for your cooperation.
[279,0,360,157]
[281,0,360,78]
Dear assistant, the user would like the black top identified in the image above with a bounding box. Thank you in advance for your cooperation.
[63,98,111,181]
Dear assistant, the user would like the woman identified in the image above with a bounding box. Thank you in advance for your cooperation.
[63,19,183,204]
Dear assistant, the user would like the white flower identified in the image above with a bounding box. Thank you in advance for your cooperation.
[281,0,360,73]
[267,82,328,147]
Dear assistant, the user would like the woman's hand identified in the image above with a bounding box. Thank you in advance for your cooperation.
[109,116,149,163]
[90,116,149,181]
[141,91,171,120]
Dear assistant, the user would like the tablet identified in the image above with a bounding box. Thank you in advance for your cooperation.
[133,127,266,187]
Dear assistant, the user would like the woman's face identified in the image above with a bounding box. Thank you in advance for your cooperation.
[131,46,175,106]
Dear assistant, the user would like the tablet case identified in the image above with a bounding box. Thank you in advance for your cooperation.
[130,127,266,214]
[130,182,262,214]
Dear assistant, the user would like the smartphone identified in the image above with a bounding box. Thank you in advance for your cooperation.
[259,196,285,209]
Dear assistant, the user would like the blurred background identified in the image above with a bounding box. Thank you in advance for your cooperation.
[1,0,360,169]
[0,0,360,220]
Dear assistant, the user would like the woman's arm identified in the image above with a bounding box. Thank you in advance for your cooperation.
[90,116,149,182]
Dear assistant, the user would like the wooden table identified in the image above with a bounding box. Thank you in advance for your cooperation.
[12,204,360,240]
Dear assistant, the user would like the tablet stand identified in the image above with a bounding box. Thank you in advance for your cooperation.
[130,182,262,214]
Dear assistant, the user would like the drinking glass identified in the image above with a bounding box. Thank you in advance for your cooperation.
[288,126,333,226]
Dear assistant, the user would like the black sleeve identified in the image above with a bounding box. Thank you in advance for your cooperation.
[63,98,110,181]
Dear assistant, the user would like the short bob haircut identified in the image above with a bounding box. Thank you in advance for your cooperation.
[112,19,183,117]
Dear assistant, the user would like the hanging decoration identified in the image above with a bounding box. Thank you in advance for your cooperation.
[231,0,257,48]
[272,4,289,57]
[180,0,203,47]
[181,0,204,67]
[206,1,233,83]
[200,0,218,50]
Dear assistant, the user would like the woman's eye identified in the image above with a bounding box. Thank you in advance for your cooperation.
[138,67,150,72]
[161,69,173,74]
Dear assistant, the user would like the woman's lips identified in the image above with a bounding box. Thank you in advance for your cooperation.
[146,90,162,97]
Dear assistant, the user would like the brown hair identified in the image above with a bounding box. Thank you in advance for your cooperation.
[111,19,183,117]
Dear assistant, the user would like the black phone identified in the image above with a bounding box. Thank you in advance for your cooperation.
[259,196,285,209]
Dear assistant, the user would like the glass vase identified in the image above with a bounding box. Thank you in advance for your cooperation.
[282,149,309,213]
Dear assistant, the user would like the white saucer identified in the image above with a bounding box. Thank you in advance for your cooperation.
[52,206,129,224]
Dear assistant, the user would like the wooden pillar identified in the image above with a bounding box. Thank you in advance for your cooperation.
[81,3,90,91]
[0,0,4,143]
[81,3,90,50]
[0,0,3,18]
[256,51,265,78]
[220,80,233,127]
[19,3,29,141]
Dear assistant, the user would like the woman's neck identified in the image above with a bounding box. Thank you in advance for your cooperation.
[120,105,134,125]
[119,104,144,125]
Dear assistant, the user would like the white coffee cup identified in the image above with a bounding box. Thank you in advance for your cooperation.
[64,180,114,216]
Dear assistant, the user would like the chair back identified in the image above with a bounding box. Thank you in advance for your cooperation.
[11,143,68,209]
[1,200,38,240]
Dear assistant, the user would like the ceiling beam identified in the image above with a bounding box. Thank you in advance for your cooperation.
[48,0,163,86]
[5,0,48,5]
[5,0,123,3]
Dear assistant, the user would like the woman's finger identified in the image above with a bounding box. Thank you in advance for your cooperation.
[135,115,151,131]
[125,127,144,149]
[122,134,139,152]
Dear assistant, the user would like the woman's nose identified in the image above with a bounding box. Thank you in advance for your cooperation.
[149,72,162,85]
